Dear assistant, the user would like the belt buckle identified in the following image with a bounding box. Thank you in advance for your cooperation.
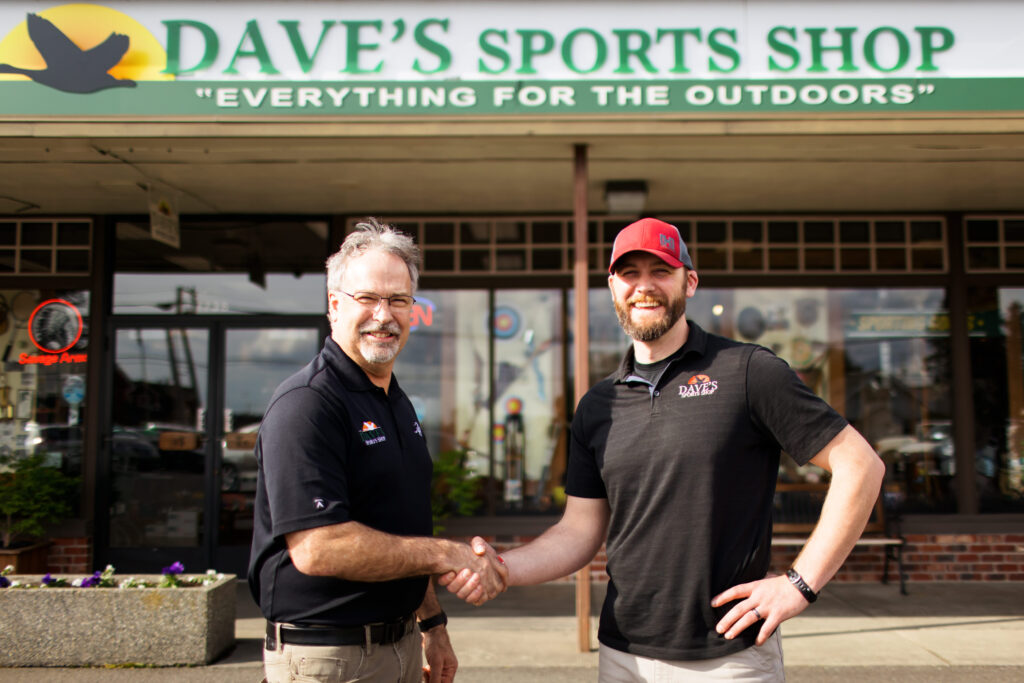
[266,622,283,651]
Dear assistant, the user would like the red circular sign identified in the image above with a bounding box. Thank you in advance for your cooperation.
[28,299,83,354]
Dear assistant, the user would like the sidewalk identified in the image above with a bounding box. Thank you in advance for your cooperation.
[0,581,1022,682]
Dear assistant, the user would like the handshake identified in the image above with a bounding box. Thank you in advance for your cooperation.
[438,536,507,606]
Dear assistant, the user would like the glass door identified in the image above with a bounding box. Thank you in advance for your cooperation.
[105,326,210,572]
[101,320,323,575]
[215,326,321,571]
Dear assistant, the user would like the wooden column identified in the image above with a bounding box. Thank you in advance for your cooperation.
[1006,302,1024,495]
[947,214,978,513]
[572,143,591,653]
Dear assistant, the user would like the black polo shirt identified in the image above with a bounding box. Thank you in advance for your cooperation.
[567,322,848,661]
[248,337,433,626]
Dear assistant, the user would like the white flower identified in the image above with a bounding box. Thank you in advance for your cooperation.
[72,578,83,587]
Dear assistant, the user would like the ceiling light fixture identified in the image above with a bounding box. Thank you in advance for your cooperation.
[604,180,648,216]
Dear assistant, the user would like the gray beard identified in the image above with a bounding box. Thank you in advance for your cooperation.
[358,323,401,363]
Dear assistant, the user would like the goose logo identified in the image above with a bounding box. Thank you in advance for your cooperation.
[678,374,718,399]
[0,4,173,93]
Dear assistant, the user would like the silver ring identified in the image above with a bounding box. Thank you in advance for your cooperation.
[751,607,762,620]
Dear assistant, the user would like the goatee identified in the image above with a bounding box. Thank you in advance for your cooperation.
[359,322,403,364]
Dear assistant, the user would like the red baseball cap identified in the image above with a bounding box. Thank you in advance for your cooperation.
[608,218,694,273]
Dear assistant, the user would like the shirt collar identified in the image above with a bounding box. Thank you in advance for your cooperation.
[614,320,709,383]
[321,336,399,394]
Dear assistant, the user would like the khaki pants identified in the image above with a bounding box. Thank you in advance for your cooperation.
[262,628,421,683]
[598,630,785,682]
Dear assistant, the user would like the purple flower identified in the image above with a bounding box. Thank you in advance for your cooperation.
[0,576,9,588]
[162,561,185,576]
[42,573,54,585]
[80,571,102,587]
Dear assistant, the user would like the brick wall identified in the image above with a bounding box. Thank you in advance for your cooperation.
[897,533,1024,582]
[447,533,1024,584]
[46,537,92,574]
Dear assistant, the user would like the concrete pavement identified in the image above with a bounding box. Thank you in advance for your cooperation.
[0,581,1021,681]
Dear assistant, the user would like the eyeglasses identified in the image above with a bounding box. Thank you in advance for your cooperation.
[339,290,416,310]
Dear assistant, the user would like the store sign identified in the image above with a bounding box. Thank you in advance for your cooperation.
[2,1,1024,115]
[845,310,1001,338]
[18,299,87,365]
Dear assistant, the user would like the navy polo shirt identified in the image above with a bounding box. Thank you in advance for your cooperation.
[248,337,433,626]
[567,322,848,661]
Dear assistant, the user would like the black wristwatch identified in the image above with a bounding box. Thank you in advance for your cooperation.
[786,568,819,603]
[418,611,448,632]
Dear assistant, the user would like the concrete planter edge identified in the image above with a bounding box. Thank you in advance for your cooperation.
[0,573,237,666]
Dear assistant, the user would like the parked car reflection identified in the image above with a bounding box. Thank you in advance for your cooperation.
[221,423,259,492]
[111,423,206,473]
[110,428,160,472]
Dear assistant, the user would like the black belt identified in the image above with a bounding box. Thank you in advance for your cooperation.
[266,615,415,649]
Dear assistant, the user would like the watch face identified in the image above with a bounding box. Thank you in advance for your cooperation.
[29,299,83,353]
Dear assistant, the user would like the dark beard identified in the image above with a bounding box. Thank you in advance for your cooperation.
[614,293,686,342]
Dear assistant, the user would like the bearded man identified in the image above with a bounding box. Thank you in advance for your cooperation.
[443,217,884,682]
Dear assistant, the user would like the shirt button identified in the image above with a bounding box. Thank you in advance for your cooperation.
[654,390,660,396]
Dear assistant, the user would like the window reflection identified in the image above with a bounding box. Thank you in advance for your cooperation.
[586,286,954,513]
[394,289,567,516]
[979,289,1024,512]
[114,218,329,315]
[109,328,208,548]
[0,290,89,518]
[114,273,326,315]
[491,291,565,512]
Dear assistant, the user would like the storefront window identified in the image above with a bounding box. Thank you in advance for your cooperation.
[975,289,1024,512]
[113,273,326,315]
[113,219,329,315]
[0,289,89,508]
[585,285,953,513]
[394,289,567,515]
[491,290,565,512]
[394,290,487,461]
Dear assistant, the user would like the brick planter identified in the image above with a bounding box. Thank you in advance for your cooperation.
[0,573,236,666]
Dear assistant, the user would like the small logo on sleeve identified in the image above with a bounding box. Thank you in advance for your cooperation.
[359,421,387,445]
[678,374,719,398]
[413,421,423,437]
[313,498,326,510]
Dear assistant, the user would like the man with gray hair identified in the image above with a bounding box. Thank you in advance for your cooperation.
[250,218,507,683]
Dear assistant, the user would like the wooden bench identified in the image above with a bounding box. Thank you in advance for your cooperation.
[771,482,907,595]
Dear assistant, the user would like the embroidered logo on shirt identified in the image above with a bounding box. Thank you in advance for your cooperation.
[313,498,326,510]
[359,421,387,445]
[413,421,423,437]
[678,374,719,398]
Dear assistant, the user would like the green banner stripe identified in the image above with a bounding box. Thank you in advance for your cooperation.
[1,77,1023,116]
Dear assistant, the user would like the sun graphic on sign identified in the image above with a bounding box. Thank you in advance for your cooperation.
[0,3,172,87]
